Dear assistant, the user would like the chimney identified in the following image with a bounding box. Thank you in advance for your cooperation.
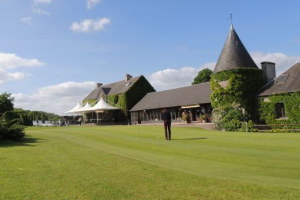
[261,62,276,83]
[96,83,102,88]
[125,74,132,82]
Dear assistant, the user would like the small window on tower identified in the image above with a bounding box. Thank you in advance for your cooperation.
[276,74,288,84]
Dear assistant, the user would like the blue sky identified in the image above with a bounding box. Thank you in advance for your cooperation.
[0,0,300,114]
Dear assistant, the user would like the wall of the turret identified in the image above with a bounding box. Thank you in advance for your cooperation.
[210,68,265,130]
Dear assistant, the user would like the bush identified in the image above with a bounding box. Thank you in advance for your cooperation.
[0,111,25,140]
[240,120,256,132]
[213,105,245,131]
[212,108,226,129]
[222,108,244,123]
[224,119,241,131]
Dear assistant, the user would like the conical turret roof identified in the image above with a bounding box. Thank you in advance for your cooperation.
[214,24,258,73]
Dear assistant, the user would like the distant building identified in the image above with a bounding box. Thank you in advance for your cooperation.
[83,74,155,124]
[130,82,212,124]
[130,23,300,127]
[258,62,300,124]
[82,24,300,127]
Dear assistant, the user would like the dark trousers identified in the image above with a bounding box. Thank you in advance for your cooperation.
[164,120,171,140]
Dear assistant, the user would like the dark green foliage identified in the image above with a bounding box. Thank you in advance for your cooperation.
[223,108,244,123]
[224,119,241,131]
[126,76,155,112]
[12,109,60,126]
[0,92,60,140]
[83,98,97,106]
[259,92,300,124]
[107,76,155,116]
[192,68,213,85]
[0,111,25,140]
[212,104,244,131]
[210,68,264,131]
[211,68,265,115]
[240,120,256,132]
[0,93,24,140]
[0,92,14,114]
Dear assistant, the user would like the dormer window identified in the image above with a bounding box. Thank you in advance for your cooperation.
[276,74,288,84]
[125,82,131,86]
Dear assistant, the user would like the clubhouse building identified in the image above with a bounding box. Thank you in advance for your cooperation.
[77,23,300,126]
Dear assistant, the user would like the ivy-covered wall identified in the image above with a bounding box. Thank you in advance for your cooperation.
[83,98,97,106]
[259,92,300,124]
[210,68,265,130]
[211,68,265,116]
[107,76,155,117]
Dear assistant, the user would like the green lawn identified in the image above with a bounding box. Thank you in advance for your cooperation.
[1,125,300,199]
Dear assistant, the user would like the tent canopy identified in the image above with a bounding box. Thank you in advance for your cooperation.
[78,102,93,112]
[65,102,83,114]
[65,98,120,114]
[90,98,120,111]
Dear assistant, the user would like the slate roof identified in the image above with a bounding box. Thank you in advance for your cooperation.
[258,63,300,96]
[84,75,142,101]
[130,82,212,111]
[214,24,258,73]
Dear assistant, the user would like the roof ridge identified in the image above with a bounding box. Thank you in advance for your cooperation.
[101,75,141,87]
[152,82,211,93]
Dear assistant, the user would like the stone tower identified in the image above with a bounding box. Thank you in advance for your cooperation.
[210,24,265,129]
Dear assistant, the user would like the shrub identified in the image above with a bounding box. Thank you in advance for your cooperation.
[240,120,255,132]
[213,104,245,131]
[224,119,241,131]
[0,111,25,140]
[212,108,226,129]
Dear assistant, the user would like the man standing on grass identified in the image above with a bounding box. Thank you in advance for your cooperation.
[161,108,171,140]
[78,117,82,126]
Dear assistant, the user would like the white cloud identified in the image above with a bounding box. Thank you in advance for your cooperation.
[21,17,33,25]
[12,81,96,115]
[251,52,300,76]
[34,0,51,5]
[148,52,300,91]
[32,8,50,15]
[70,18,111,33]
[87,0,101,9]
[0,69,25,85]
[0,53,45,69]
[148,63,216,91]
[148,67,199,91]
[0,53,44,85]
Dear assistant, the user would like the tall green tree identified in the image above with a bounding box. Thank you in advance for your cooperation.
[0,92,14,114]
[192,68,213,85]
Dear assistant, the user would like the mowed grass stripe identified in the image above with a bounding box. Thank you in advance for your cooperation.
[0,125,300,199]
[27,126,300,187]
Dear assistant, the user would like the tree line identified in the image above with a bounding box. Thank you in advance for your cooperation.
[0,92,60,140]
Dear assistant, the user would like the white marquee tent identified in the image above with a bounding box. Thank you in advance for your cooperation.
[90,98,120,112]
[65,98,120,123]
[65,102,83,114]
[78,102,93,112]
[90,98,120,123]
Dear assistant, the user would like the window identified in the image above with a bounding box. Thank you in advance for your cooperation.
[125,82,131,86]
[276,74,288,84]
[275,103,286,118]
